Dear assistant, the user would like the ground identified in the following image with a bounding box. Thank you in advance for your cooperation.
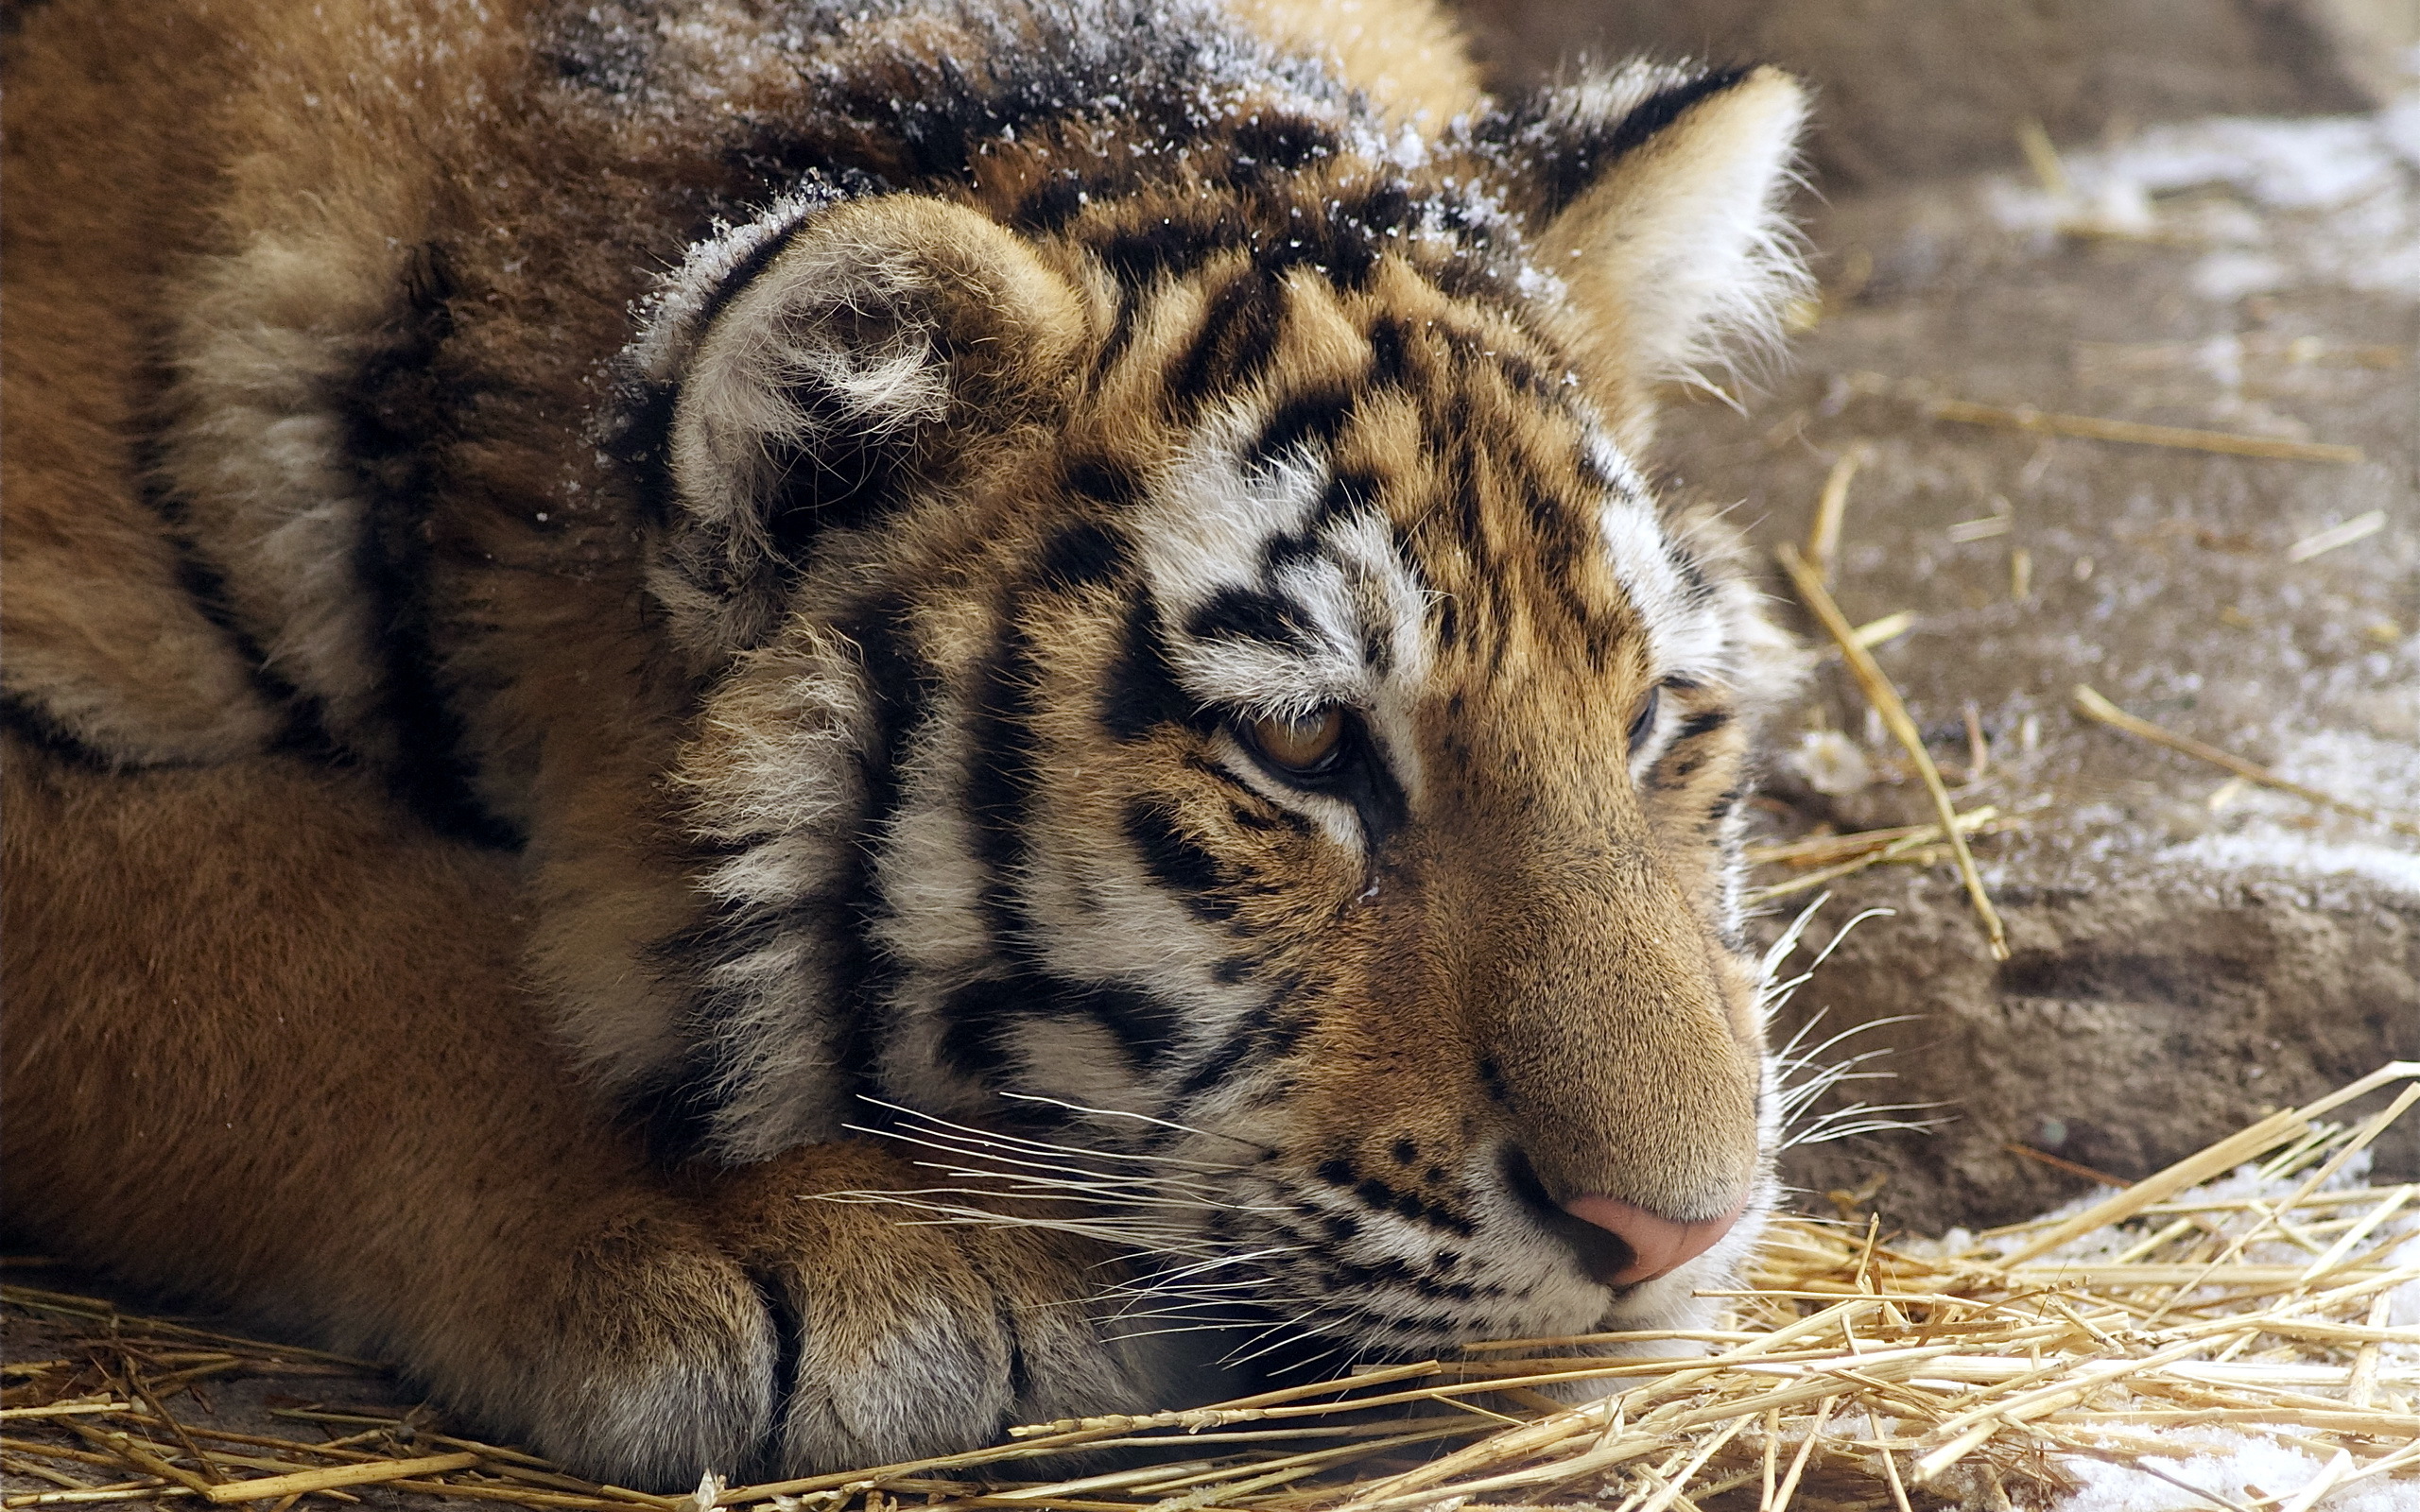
[1722,77,2420,1234]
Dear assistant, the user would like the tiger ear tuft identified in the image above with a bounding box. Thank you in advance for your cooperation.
[643,195,1087,655]
[1517,64,1810,443]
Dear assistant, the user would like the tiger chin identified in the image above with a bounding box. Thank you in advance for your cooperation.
[2,0,1813,1489]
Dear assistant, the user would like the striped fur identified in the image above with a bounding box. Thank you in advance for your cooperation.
[5,0,1809,1481]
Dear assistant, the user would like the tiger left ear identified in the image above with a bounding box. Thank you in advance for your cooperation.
[637,194,1089,656]
[1518,65,1809,445]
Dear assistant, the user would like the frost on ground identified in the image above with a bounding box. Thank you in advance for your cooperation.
[1986,65,2420,304]
[2162,728,2420,897]
[2061,1435,2420,1512]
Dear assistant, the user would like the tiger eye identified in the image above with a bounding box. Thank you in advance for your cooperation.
[1249,706,1347,773]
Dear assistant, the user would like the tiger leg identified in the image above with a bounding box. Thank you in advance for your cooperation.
[0,740,1178,1486]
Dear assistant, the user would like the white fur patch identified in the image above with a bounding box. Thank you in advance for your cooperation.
[162,232,413,765]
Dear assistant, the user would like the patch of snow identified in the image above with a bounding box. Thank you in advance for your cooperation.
[2059,1432,2420,1512]
[1986,92,2420,301]
[2166,831,2420,894]
[2155,729,2420,894]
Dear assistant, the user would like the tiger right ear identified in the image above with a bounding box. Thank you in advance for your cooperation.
[1493,64,1809,447]
[634,195,1089,655]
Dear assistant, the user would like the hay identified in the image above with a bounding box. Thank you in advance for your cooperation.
[1827,373,2365,465]
[1775,544,2010,962]
[9,1063,2414,1512]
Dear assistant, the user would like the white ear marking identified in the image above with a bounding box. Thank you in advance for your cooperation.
[1536,66,1811,417]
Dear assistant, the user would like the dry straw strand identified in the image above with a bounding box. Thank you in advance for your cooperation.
[1927,397,2364,464]
[2072,684,2420,839]
[1777,543,2009,958]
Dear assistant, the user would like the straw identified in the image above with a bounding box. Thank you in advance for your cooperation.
[1776,544,2010,959]
[1927,399,2363,465]
[2072,685,2420,839]
[8,1066,2418,1512]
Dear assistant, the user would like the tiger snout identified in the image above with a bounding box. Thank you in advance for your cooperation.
[1446,838,1769,1299]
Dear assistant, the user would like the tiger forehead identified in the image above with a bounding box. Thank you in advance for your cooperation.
[1074,263,1665,682]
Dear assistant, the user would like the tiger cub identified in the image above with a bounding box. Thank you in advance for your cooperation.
[1,0,1809,1487]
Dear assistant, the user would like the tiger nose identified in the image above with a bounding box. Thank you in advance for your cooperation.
[1560,1193,1750,1287]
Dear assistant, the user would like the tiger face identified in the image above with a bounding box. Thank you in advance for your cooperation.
[593,54,1812,1366]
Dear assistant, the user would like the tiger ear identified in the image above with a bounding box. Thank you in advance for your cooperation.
[1517,65,1809,444]
[643,195,1088,654]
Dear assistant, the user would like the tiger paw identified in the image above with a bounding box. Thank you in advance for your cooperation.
[709,1143,1184,1473]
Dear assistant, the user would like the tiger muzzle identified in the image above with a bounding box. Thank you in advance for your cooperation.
[1454,845,1765,1280]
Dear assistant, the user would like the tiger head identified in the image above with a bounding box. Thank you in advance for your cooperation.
[579,53,1810,1366]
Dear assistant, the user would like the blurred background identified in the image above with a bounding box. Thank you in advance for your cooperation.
[1460,0,2414,185]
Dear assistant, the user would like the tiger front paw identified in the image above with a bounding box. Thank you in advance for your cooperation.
[712,1143,1189,1474]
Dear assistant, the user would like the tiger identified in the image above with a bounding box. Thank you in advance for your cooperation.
[0,0,1812,1489]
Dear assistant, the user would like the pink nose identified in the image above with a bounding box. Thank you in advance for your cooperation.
[1560,1194,1751,1286]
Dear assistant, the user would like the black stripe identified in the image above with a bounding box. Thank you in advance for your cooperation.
[1676,708,1733,742]
[631,589,936,1163]
[1497,64,1755,218]
[1164,266,1287,409]
[1228,113,1340,174]
[1122,798,1238,924]
[1052,977,1188,1067]
[1096,205,1241,288]
[741,1270,805,1485]
[0,693,115,771]
[1430,593,1461,650]
[1183,585,1313,651]
[1099,591,1205,743]
[938,970,1189,1079]
[964,604,1045,942]
[339,244,524,849]
[1036,517,1132,592]
[1246,386,1354,472]
[1011,170,1090,233]
[1063,457,1143,509]
[1173,979,1307,1100]
[1337,1254,1488,1301]
[937,975,1022,1085]
[682,203,825,367]
[622,1044,735,1166]
[1665,538,1716,602]
[805,590,937,1118]
[1254,469,1376,573]
[133,435,344,762]
[1601,67,1755,164]
[1365,316,1413,388]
